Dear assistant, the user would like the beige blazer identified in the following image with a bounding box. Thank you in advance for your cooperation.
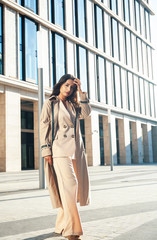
[52,100,76,158]
[40,92,91,208]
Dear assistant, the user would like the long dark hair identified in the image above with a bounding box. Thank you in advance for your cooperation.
[50,74,79,108]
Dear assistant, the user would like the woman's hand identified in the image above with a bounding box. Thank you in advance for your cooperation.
[74,78,82,93]
[44,155,53,165]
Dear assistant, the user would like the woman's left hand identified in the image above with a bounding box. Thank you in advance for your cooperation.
[74,78,82,93]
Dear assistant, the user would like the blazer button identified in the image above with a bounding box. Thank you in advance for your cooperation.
[63,134,67,137]
[63,125,67,128]
[71,134,75,138]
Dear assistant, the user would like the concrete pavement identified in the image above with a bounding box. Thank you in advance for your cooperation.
[0,164,157,240]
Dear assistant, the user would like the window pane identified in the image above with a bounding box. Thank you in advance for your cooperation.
[55,34,65,82]
[111,18,119,59]
[142,42,148,76]
[77,46,88,93]
[137,38,143,73]
[133,75,140,113]
[104,12,111,55]
[104,0,110,7]
[147,46,153,79]
[110,0,118,14]
[75,0,86,41]
[113,65,122,108]
[54,0,64,28]
[99,115,105,165]
[0,6,3,74]
[145,10,151,41]
[25,18,37,82]
[95,6,104,51]
[106,60,113,105]
[135,0,141,33]
[128,72,134,111]
[139,78,146,114]
[97,56,107,103]
[20,0,37,14]
[19,16,24,80]
[121,68,128,109]
[125,29,132,67]
[123,0,130,24]
[149,84,155,117]
[144,81,150,116]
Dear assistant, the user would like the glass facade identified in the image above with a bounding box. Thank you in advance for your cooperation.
[116,119,120,164]
[135,0,141,33]
[19,16,37,82]
[1,0,157,171]
[21,110,34,130]
[127,72,135,111]
[137,38,143,73]
[95,5,104,51]
[0,5,3,75]
[51,32,66,85]
[51,0,65,29]
[25,18,37,82]
[147,45,153,79]
[99,115,105,165]
[96,56,107,103]
[123,0,130,25]
[19,0,37,14]
[113,65,122,108]
[19,16,24,80]
[75,0,86,41]
[110,0,118,15]
[111,18,119,60]
[145,10,151,41]
[125,29,132,67]
[77,46,88,94]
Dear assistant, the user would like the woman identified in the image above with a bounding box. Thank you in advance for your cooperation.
[40,74,91,240]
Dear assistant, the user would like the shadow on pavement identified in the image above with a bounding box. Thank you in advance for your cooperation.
[24,232,63,240]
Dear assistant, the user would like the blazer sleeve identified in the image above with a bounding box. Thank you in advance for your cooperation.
[40,100,52,158]
[78,92,91,119]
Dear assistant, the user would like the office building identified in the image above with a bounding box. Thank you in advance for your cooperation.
[0,0,157,172]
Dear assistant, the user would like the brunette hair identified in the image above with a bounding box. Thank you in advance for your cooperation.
[50,74,79,108]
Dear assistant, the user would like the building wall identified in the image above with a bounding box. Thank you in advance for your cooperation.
[0,0,157,171]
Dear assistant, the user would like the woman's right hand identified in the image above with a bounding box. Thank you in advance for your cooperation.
[44,155,53,165]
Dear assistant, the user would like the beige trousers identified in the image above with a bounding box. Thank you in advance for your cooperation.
[53,157,83,237]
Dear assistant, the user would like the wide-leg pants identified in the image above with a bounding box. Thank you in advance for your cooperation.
[53,157,83,237]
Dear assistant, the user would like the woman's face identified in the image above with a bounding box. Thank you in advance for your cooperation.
[60,79,76,98]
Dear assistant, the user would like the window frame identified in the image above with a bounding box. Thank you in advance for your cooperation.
[123,0,131,25]
[19,15,38,83]
[125,28,133,68]
[110,0,118,15]
[111,18,120,60]
[134,0,141,33]
[75,0,87,42]
[76,45,89,96]
[94,5,105,51]
[19,0,38,14]
[51,0,65,29]
[144,9,151,41]
[51,32,66,85]
[96,55,108,103]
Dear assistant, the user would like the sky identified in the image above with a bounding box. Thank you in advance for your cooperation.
[150,0,157,81]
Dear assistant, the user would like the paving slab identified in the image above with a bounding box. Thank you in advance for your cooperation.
[0,164,157,240]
